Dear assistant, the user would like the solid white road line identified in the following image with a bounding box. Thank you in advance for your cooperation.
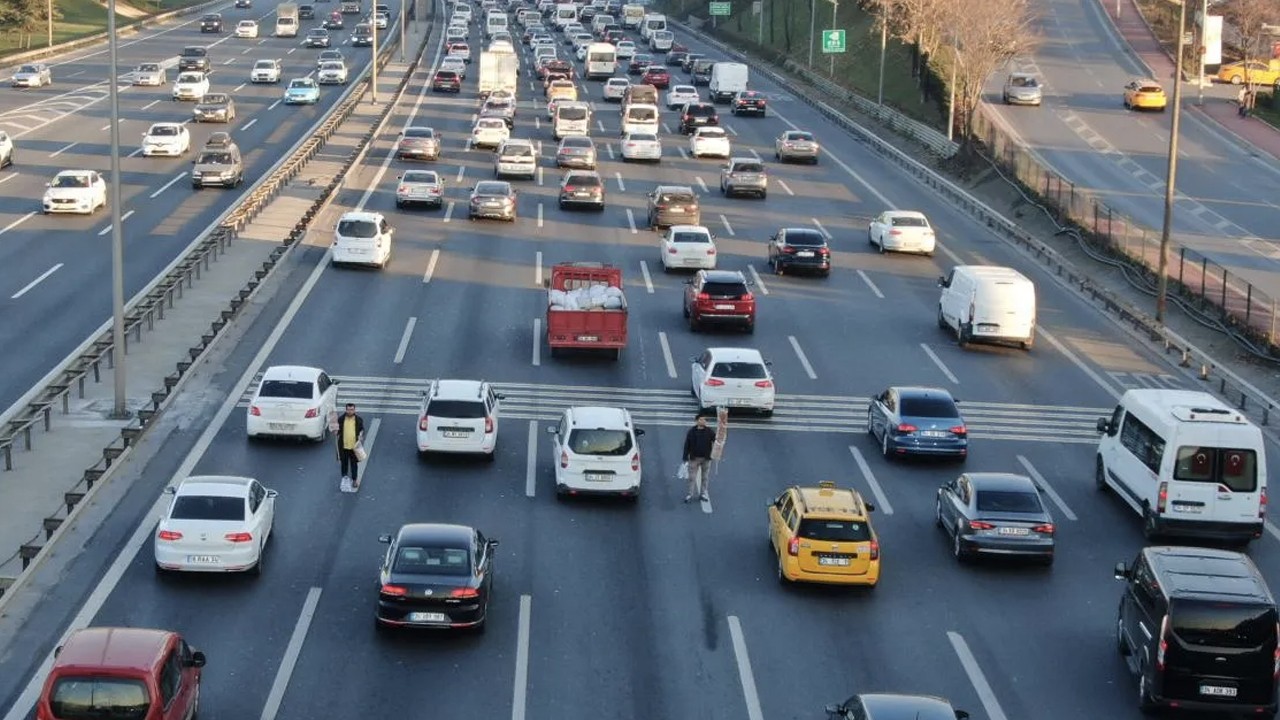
[532,318,542,366]
[787,336,817,379]
[422,248,440,283]
[525,421,538,498]
[10,263,63,300]
[234,83,247,91]
[848,446,894,514]
[746,265,769,295]
[149,172,187,198]
[1037,327,1121,401]
[223,58,236,65]
[639,260,654,293]
[614,171,626,191]
[0,211,35,236]
[812,218,830,239]
[727,617,765,720]
[537,202,544,228]
[625,208,638,234]
[725,125,738,136]
[142,99,160,110]
[393,316,417,364]
[746,147,760,160]
[1016,455,1077,521]
[768,104,894,208]
[97,210,134,236]
[920,344,959,384]
[679,147,688,159]
[534,251,543,287]
[268,99,282,110]
[49,142,77,157]
[605,143,615,158]
[259,587,323,720]
[935,239,963,266]
[695,176,708,193]
[511,595,532,720]
[719,214,734,235]
[777,179,794,195]
[0,174,15,186]
[658,331,678,379]
[597,119,606,133]
[241,117,259,131]
[856,269,884,299]
[356,419,381,486]
[443,201,455,222]
[534,116,542,130]
[662,122,672,134]
[948,631,1010,720]
[456,165,466,182]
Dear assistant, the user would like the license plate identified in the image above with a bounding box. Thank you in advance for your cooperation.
[728,398,753,406]
[269,422,292,431]
[919,430,950,438]
[577,335,598,342]
[584,472,611,482]
[669,206,683,211]
[1200,685,1238,697]
[443,430,471,438]
[187,555,219,564]
[575,191,590,197]
[714,304,735,310]
[818,556,850,566]
[998,527,1030,536]
[1173,502,1203,514]
[797,250,814,257]
[408,612,447,623]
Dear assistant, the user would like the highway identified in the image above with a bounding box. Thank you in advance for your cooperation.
[4,5,1280,720]
[0,0,405,413]
[987,0,1280,285]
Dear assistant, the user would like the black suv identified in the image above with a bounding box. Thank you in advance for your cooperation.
[1115,546,1279,716]
[299,3,315,18]
[178,47,211,72]
[767,227,831,277]
[646,185,700,230]
[199,13,222,32]
[679,102,718,134]
[352,24,373,46]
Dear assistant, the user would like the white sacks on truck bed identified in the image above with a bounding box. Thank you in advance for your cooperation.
[548,284,624,311]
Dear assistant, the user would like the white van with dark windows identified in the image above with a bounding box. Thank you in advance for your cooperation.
[640,13,665,40]
[621,103,659,135]
[1096,389,1268,544]
[554,101,591,139]
[332,211,393,268]
[936,265,1036,350]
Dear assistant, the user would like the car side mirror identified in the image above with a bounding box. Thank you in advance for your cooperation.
[1114,562,1130,579]
[495,393,505,400]
[378,534,392,544]
[191,159,197,164]
[864,502,876,512]
[546,426,557,435]
[954,713,970,720]
[937,276,949,287]
[266,489,279,498]
[163,486,176,494]
[488,539,499,547]
[1096,418,1111,434]
[188,651,207,668]
[824,705,844,717]
[45,182,51,187]
[635,428,645,437]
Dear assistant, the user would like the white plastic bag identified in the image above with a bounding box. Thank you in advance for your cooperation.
[676,462,689,480]
[354,442,368,462]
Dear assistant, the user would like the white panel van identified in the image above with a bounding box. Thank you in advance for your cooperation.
[621,103,659,135]
[936,265,1036,350]
[1096,389,1267,544]
[332,211,393,268]
[640,13,665,40]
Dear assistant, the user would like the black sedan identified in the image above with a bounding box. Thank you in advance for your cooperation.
[305,29,331,47]
[936,473,1055,565]
[866,385,968,460]
[376,523,497,631]
[469,180,518,221]
[826,693,971,720]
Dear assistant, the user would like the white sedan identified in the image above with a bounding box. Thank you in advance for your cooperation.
[691,347,775,416]
[440,55,467,78]
[171,71,209,101]
[446,26,467,43]
[141,122,191,157]
[245,364,339,441]
[470,117,510,148]
[603,77,630,102]
[373,11,389,28]
[689,126,731,158]
[666,84,699,110]
[42,170,107,214]
[867,210,937,256]
[132,63,167,86]
[661,224,717,271]
[235,20,260,37]
[615,40,636,60]
[621,132,661,162]
[153,475,276,575]
[317,61,349,84]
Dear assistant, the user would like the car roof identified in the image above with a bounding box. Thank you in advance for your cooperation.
[566,406,632,428]
[883,210,926,220]
[964,472,1037,493]
[706,347,765,363]
[260,364,323,382]
[396,522,475,546]
[54,628,176,675]
[700,270,746,283]
[431,379,486,400]
[794,482,869,519]
[669,224,709,234]
[893,385,955,402]
[780,227,825,240]
[338,211,381,223]
[178,475,255,496]
[1145,546,1274,603]
[859,693,959,719]
[655,184,695,194]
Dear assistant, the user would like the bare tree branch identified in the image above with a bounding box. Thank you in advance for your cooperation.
[1220,0,1280,78]
[944,0,1039,146]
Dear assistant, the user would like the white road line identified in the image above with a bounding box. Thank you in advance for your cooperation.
[287,48,296,54]
[149,172,187,198]
[695,176,707,193]
[597,119,606,132]
[639,259,654,293]
[935,239,963,265]
[768,104,895,207]
[0,174,15,186]
[536,166,544,186]
[534,116,541,130]
[393,316,417,364]
[614,171,625,191]
[920,344,959,384]
[662,122,672,134]
[534,201,543,228]
[1038,327,1121,401]
[658,331,678,379]
[525,422,538,498]
[746,147,760,160]
[679,147,688,159]
[848,446,893,514]
[948,631,1010,720]
[534,251,543,287]
[511,595,532,720]
[856,269,884,298]
[725,125,738,136]
[234,82,247,92]
[223,58,236,65]
[777,179,794,195]
[1015,455,1077,521]
[97,210,134,236]
[788,336,817,379]
[746,264,769,295]
[268,99,282,109]
[259,587,323,720]
[625,208,637,234]
[719,214,734,235]
[422,248,440,283]
[10,263,63,300]
[456,165,466,182]
[0,211,35,236]
[812,218,830,238]
[443,201,455,222]
[49,142,77,157]
[99,124,111,132]
[727,617,765,720]
[531,318,542,366]
[142,99,160,110]
[241,117,258,131]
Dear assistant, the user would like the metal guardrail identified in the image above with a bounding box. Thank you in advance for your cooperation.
[0,6,435,578]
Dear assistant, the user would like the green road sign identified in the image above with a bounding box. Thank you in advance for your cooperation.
[821,29,847,53]
[709,1,731,16]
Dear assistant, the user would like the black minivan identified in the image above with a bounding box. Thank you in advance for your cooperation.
[1115,546,1278,716]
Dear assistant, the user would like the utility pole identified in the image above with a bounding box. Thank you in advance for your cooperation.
[371,8,379,103]
[47,0,53,47]
[399,0,406,62]
[1156,0,1187,324]
[808,0,815,66]
[756,0,763,45]
[877,10,887,105]
[828,0,838,77]
[1196,0,1207,105]
[108,0,129,420]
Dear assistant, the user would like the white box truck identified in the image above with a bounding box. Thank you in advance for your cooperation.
[275,2,299,36]
[478,49,519,98]
[708,62,748,103]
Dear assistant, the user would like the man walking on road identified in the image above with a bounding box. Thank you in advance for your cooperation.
[682,415,715,503]
[336,403,365,489]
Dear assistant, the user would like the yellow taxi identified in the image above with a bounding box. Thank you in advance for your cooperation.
[546,79,578,103]
[1217,60,1280,86]
[768,481,880,587]
[1123,79,1167,111]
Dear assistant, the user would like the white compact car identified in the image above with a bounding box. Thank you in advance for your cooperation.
[10,63,51,88]
[689,126,730,158]
[867,210,937,256]
[317,61,349,84]
[603,78,631,102]
[153,475,276,575]
[615,40,636,60]
[132,63,167,86]
[333,211,394,267]
[494,139,537,179]
[42,170,107,214]
[141,122,191,157]
[691,347,775,416]
[661,224,717,271]
[548,406,645,499]
[470,117,510,148]
[621,132,661,162]
[236,19,260,37]
[374,11,389,28]
[446,26,467,43]
[251,59,282,83]
[440,55,467,78]
[448,42,472,63]
[245,365,339,441]
[415,379,503,459]
[172,71,209,101]
[666,84,699,110]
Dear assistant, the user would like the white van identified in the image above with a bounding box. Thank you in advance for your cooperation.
[553,2,578,28]
[708,61,748,103]
[621,103,659,135]
[649,29,674,52]
[640,13,666,40]
[592,14,615,34]
[485,11,508,38]
[584,41,617,79]
[1095,389,1268,544]
[621,3,645,28]
[936,265,1036,350]
[332,211,393,268]
[554,101,591,139]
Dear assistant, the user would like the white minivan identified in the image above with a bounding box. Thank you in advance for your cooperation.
[1095,389,1268,544]
[621,102,659,135]
[640,13,666,40]
[332,211,393,268]
[548,406,645,498]
[554,101,591,139]
[485,11,508,38]
[708,61,748,103]
[936,265,1035,350]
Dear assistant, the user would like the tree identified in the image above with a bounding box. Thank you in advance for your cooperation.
[0,0,58,48]
[940,0,1038,150]
[1221,0,1280,85]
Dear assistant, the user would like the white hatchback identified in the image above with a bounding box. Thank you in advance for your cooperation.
[689,126,730,158]
[471,117,510,148]
[690,347,775,416]
[153,475,276,575]
[415,379,503,459]
[171,71,209,101]
[547,406,645,498]
[141,122,191,157]
[621,132,661,162]
[661,224,716,271]
[615,40,636,59]
[494,138,537,178]
[666,84,699,110]
[236,20,260,37]
[603,77,630,101]
[867,210,937,256]
[246,365,339,441]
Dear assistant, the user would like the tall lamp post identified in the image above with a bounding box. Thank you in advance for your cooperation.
[1196,0,1207,105]
[399,0,406,62]
[371,7,379,103]
[47,0,54,47]
[1155,0,1187,324]
[808,0,816,66]
[827,0,838,77]
[107,0,128,419]
[877,10,887,105]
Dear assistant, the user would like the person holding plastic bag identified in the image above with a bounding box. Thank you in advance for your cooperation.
[681,415,715,503]
[335,403,366,490]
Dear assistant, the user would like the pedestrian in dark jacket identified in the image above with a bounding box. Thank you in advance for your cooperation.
[336,403,365,489]
[682,415,715,502]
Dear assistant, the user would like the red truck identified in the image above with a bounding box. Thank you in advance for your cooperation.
[545,262,628,359]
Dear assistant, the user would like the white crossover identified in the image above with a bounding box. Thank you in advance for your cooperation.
[666,84,699,110]
[470,117,510,148]
[141,122,191,157]
[416,379,503,459]
[494,138,537,179]
[690,347,775,416]
[317,61,349,85]
[251,59,282,83]
[689,126,731,158]
[171,71,209,101]
[621,132,662,162]
[548,406,645,498]
[245,365,339,441]
[236,19,260,37]
[42,170,106,214]
[153,475,276,575]
[661,224,717,271]
[603,77,630,102]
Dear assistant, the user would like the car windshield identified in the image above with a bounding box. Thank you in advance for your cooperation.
[53,175,89,188]
[427,399,486,418]
[320,63,343,71]
[671,230,709,244]
[784,231,826,247]
[150,126,179,136]
[1138,84,1162,93]
[710,361,767,379]
[338,219,379,238]
[258,379,313,398]
[502,145,534,157]
[1171,600,1278,649]
[733,162,764,173]
[254,61,275,69]
[475,182,508,195]
[798,519,871,542]
[608,80,629,88]
[974,489,1042,513]
[403,171,438,184]
[394,546,471,575]
[1009,75,1038,87]
[183,48,206,57]
[138,64,159,72]
[197,152,231,164]
[628,133,657,142]
[50,678,149,720]
[202,94,228,104]
[1172,447,1258,492]
[170,495,245,521]
[567,428,633,456]
[291,79,314,88]
[477,120,505,130]
[310,30,326,36]
[891,215,929,227]
[178,74,201,83]
[899,395,958,417]
[18,65,40,73]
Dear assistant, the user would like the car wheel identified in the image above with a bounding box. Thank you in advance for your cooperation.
[776,558,790,585]
[248,545,263,576]
[957,322,969,347]
[952,529,965,561]
[937,306,947,330]
[396,200,404,208]
[1137,667,1158,714]
[1142,505,1159,540]
[744,322,754,335]
[1095,457,1108,492]
[759,191,767,200]
[688,314,699,332]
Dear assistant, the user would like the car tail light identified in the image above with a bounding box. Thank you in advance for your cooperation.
[818,248,830,256]
[1032,523,1055,534]
[631,452,640,472]
[564,185,577,192]
[754,380,773,388]
[895,423,917,434]
[157,530,183,541]
[485,415,495,433]
[706,248,716,255]
[950,425,967,437]
[968,520,995,531]
[450,587,480,598]
[1156,615,1169,671]
[380,584,408,597]
[250,405,261,416]
[419,416,430,431]
[668,247,679,254]
[696,292,710,300]
[782,246,796,254]
[1274,623,1279,677]
[787,536,800,556]
[1157,481,1168,514]
[1261,487,1268,519]
[868,539,880,561]
[705,378,725,387]
[225,532,253,543]
[560,450,569,469]
[304,407,319,418]
[888,229,902,236]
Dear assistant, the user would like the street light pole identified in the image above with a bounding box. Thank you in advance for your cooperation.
[107,0,128,419]
[1196,0,1207,105]
[808,0,815,67]
[371,7,379,103]
[1156,0,1187,324]
[400,0,406,62]
[47,0,53,47]
[877,10,887,105]
[946,58,956,141]
[828,0,838,77]
[757,0,764,45]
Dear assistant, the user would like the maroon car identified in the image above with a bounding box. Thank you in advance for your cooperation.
[731,90,767,116]
[640,66,670,89]
[431,70,461,93]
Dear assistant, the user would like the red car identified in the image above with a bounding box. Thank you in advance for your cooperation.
[731,90,767,116]
[431,70,461,92]
[683,270,756,333]
[641,66,670,89]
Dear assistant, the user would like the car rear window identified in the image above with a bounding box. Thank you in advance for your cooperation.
[562,137,593,148]
[436,71,459,79]
[710,362,767,379]
[50,678,150,720]
[1172,447,1258,492]
[659,192,696,204]
[567,174,602,186]
[1171,600,1278,649]
[394,546,470,575]
[171,495,245,521]
[798,519,871,542]
[899,395,958,417]
[183,48,207,56]
[258,379,313,398]
[703,281,748,296]
[892,216,929,227]
[685,105,715,116]
[338,219,379,238]
[567,428,633,456]
[475,181,508,194]
[427,400,487,419]
[733,162,764,173]
[402,171,439,184]
[672,230,710,244]
[788,132,814,141]
[784,231,826,247]
[558,106,588,120]
[974,490,1042,513]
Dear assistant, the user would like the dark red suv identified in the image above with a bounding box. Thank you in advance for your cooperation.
[641,67,671,89]
[431,70,461,93]
[683,270,756,333]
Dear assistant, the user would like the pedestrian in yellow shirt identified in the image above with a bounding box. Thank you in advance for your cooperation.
[336,403,365,489]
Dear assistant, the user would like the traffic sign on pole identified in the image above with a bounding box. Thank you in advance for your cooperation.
[821,29,846,53]
[709,1,731,16]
